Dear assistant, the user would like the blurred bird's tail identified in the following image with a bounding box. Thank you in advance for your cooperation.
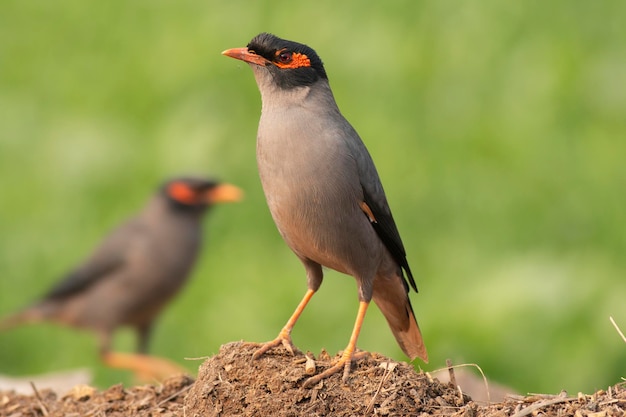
[372,275,428,363]
[0,308,45,331]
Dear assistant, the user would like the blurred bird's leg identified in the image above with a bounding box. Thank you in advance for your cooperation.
[102,351,189,381]
[252,288,316,359]
[98,329,188,381]
[302,301,370,388]
[136,322,153,354]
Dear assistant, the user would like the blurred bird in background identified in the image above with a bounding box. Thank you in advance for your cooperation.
[0,177,242,380]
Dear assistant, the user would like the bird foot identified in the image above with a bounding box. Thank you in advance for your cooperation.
[252,331,298,359]
[303,350,369,388]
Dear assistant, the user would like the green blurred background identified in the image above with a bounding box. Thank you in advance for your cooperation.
[1,0,624,395]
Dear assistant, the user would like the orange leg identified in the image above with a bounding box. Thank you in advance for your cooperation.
[253,289,316,359]
[102,352,189,381]
[303,300,369,388]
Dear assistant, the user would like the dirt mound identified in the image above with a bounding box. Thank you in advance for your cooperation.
[185,341,469,416]
[1,341,625,416]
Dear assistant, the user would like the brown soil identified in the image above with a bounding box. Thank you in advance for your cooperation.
[1,341,624,416]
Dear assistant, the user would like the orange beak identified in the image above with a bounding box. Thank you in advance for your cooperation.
[222,47,269,66]
[205,183,243,204]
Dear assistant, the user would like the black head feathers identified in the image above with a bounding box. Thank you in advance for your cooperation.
[247,33,328,88]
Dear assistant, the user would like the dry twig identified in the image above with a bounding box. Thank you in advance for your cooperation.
[446,359,457,387]
[29,382,49,417]
[365,362,397,414]
[156,384,193,408]
[510,395,576,417]
[610,316,626,344]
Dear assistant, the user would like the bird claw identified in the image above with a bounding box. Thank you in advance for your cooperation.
[252,332,298,360]
[281,337,296,355]
[302,361,347,388]
[302,349,369,388]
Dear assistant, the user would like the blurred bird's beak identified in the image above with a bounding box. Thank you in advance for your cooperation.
[222,47,269,66]
[206,183,243,204]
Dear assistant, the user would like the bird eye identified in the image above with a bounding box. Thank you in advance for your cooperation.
[277,51,293,64]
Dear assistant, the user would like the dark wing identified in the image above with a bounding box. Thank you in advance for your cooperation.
[362,187,417,293]
[344,122,418,293]
[43,220,143,300]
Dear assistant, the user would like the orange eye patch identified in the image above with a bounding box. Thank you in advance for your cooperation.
[167,182,197,205]
[274,51,311,69]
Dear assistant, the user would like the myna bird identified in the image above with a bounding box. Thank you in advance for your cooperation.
[1,177,242,380]
[222,33,427,387]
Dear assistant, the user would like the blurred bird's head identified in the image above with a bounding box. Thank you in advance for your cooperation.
[222,33,327,90]
[161,177,243,214]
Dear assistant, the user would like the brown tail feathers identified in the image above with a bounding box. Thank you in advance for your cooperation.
[0,308,45,331]
[372,277,428,362]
